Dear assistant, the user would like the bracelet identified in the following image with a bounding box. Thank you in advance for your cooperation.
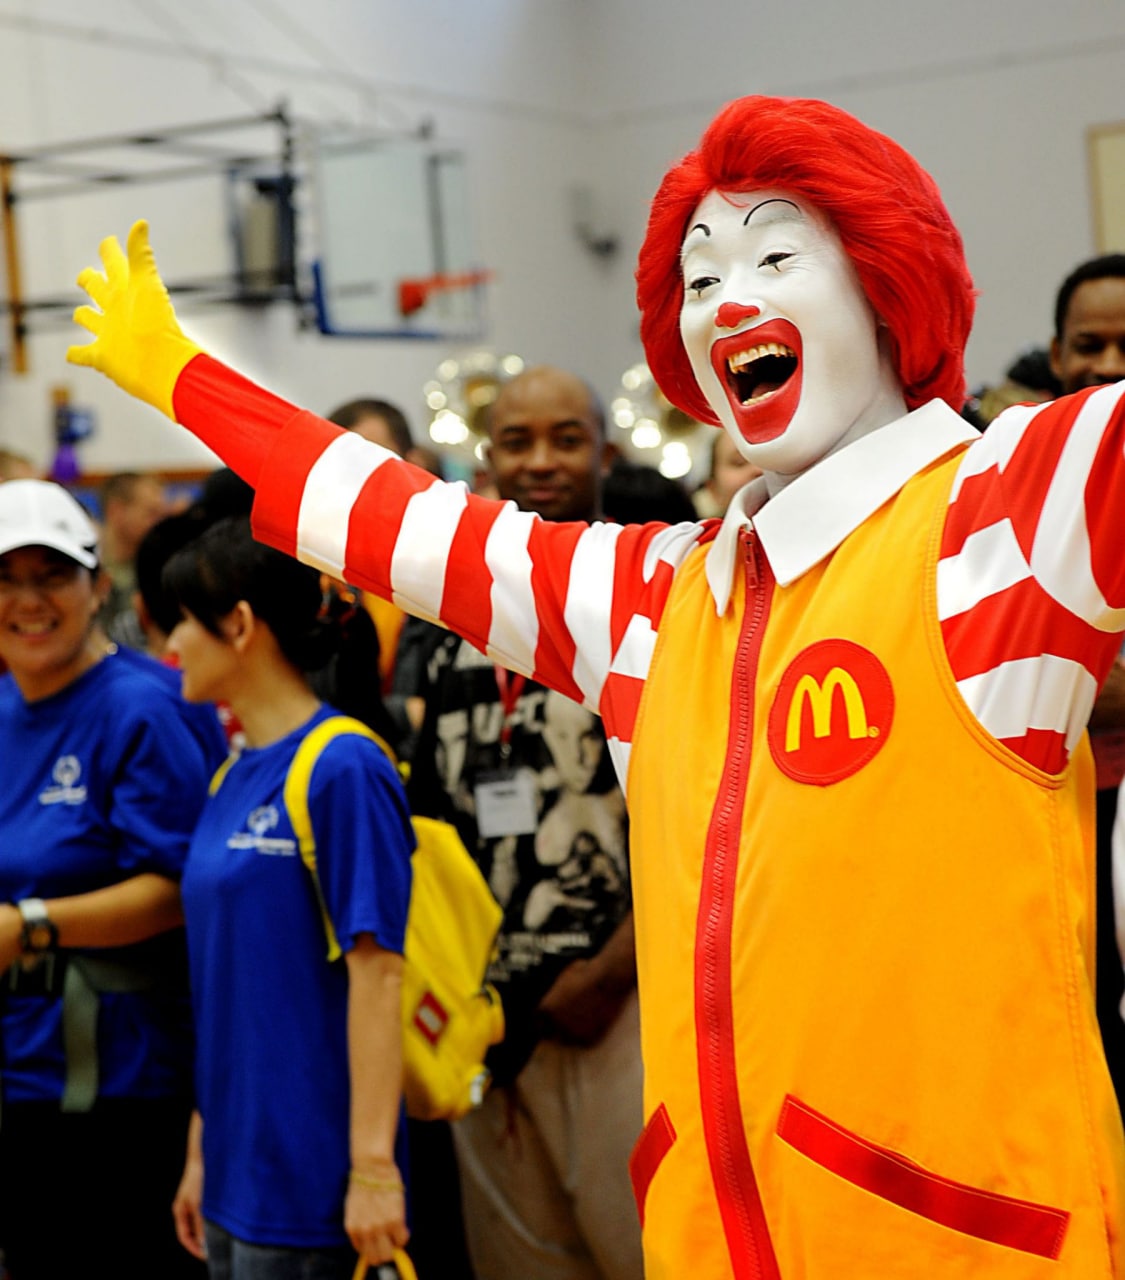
[349,1169,403,1193]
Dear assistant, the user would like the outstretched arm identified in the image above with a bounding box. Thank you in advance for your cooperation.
[69,223,710,762]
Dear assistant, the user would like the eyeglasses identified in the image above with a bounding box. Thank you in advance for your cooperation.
[0,563,86,595]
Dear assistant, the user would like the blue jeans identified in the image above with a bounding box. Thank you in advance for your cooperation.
[203,1222,358,1280]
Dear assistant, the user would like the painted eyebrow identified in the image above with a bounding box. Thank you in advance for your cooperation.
[743,197,801,226]
[682,198,802,251]
[680,223,714,265]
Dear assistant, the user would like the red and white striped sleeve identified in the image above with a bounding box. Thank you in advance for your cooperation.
[168,358,712,773]
[938,382,1125,773]
[248,410,708,775]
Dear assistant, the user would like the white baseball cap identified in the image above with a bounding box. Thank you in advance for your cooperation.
[0,479,99,569]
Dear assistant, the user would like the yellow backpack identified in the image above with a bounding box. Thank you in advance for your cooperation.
[212,714,505,1121]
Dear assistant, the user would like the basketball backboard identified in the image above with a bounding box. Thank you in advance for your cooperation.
[310,133,487,340]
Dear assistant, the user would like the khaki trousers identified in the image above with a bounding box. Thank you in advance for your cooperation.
[453,990,644,1280]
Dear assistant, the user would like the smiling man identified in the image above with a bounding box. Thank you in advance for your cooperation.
[486,365,610,522]
[69,95,1125,1278]
[1051,254,1125,395]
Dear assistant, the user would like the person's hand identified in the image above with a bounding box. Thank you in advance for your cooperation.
[172,1118,207,1260]
[67,220,201,419]
[536,955,629,1046]
[345,1164,410,1269]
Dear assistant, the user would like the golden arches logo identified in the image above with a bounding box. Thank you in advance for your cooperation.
[768,640,894,785]
[785,667,869,753]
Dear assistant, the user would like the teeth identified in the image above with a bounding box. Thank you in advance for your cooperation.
[13,621,54,635]
[727,342,796,373]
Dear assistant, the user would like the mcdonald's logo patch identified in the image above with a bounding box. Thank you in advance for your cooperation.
[413,991,449,1046]
[767,639,894,785]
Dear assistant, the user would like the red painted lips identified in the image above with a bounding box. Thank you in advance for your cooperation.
[710,319,803,445]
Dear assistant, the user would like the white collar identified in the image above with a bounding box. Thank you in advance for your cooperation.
[705,400,980,613]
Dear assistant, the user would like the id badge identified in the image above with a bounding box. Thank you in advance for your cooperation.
[474,768,538,838]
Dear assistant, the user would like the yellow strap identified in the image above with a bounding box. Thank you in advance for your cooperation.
[282,716,392,962]
[208,751,238,796]
[351,1248,417,1280]
[210,716,398,962]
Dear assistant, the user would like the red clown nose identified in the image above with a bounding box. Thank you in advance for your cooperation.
[716,301,761,329]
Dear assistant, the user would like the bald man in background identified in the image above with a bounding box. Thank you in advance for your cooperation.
[405,366,643,1280]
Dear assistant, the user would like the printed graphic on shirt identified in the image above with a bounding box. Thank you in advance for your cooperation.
[227,804,297,856]
[768,639,894,785]
[424,638,630,994]
[38,755,88,806]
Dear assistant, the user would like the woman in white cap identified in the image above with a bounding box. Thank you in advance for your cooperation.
[0,479,212,1279]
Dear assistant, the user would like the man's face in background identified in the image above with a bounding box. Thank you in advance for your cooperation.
[487,367,609,523]
[1051,276,1125,395]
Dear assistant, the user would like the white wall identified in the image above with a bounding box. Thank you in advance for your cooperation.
[0,0,598,472]
[584,0,1125,397]
[3,0,1125,472]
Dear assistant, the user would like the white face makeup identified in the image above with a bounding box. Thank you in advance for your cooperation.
[679,189,906,484]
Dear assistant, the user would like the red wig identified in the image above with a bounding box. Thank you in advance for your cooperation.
[636,96,975,421]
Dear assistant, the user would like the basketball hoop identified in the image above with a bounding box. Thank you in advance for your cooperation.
[398,269,493,318]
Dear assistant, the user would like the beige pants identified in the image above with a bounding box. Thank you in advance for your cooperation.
[453,989,644,1280]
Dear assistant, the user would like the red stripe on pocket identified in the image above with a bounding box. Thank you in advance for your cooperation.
[629,1103,676,1228]
[777,1096,1069,1260]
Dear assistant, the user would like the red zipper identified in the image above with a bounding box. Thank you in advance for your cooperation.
[694,527,780,1280]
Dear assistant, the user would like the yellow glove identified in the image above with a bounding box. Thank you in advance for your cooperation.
[67,220,202,420]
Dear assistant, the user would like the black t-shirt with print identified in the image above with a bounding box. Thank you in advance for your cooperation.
[406,628,630,1084]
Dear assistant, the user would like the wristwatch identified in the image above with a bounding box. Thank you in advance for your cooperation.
[17,899,58,956]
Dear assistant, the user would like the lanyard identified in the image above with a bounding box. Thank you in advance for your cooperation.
[494,666,526,762]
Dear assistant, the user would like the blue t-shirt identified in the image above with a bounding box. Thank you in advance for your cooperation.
[0,653,211,1102]
[110,645,229,774]
[182,705,414,1248]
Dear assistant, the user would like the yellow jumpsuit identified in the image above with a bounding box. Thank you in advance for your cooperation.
[627,452,1125,1277]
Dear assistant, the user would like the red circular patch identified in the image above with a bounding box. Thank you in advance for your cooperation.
[767,640,894,786]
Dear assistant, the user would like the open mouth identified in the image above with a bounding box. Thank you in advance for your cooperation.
[725,341,799,405]
[710,319,803,444]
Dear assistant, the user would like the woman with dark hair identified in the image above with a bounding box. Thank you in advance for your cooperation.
[165,517,414,1279]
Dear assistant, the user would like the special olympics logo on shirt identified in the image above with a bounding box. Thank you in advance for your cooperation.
[767,640,894,785]
[55,756,81,788]
[228,804,295,856]
[39,755,88,806]
[248,806,279,837]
